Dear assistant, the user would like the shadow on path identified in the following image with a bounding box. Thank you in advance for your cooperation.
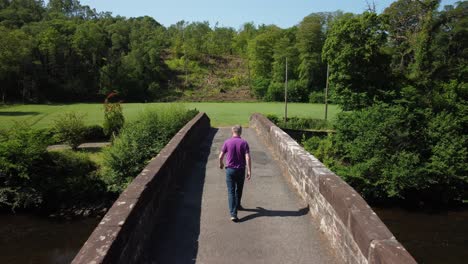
[145,128,218,264]
[238,206,310,223]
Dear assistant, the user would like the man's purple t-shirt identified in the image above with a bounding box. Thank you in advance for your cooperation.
[221,136,250,169]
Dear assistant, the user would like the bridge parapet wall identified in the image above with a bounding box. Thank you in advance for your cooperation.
[72,112,211,264]
[250,113,416,264]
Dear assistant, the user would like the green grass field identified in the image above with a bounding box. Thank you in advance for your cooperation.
[0,102,340,129]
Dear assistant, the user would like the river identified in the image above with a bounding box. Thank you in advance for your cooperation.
[0,208,466,263]
[0,214,100,264]
[373,206,468,264]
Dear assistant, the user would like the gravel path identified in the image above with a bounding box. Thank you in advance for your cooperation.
[46,142,110,151]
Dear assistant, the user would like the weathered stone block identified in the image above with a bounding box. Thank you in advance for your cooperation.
[72,224,122,264]
[349,207,394,257]
[369,240,417,264]
[319,173,369,227]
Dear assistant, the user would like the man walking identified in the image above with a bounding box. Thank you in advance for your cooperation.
[219,125,251,222]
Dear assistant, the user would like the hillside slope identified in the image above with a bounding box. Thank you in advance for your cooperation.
[165,55,256,102]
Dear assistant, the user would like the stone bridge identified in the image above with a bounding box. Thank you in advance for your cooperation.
[72,113,417,264]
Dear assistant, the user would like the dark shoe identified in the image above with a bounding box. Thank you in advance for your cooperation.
[230,216,239,222]
[238,205,244,210]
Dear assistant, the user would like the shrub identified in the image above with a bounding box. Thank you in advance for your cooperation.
[329,103,467,204]
[103,92,125,138]
[302,135,338,169]
[265,82,283,101]
[0,125,50,210]
[251,77,270,99]
[102,105,198,192]
[266,114,280,124]
[52,112,86,150]
[40,150,106,209]
[148,82,161,99]
[266,114,331,130]
[0,125,108,211]
[309,91,325,103]
[264,80,309,102]
[287,80,309,102]
[83,125,108,141]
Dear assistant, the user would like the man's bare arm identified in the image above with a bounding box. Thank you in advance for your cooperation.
[245,153,251,180]
[219,151,225,169]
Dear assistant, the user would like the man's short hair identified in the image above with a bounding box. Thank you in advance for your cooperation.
[232,125,242,135]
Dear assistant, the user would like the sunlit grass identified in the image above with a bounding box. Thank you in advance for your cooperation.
[0,102,340,128]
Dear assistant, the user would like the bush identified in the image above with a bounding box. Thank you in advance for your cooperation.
[252,77,270,99]
[265,82,283,101]
[266,114,280,124]
[0,125,108,211]
[328,103,467,204]
[287,80,309,102]
[309,91,325,103]
[40,150,106,209]
[148,82,162,99]
[83,125,108,141]
[102,105,198,192]
[264,80,309,102]
[266,114,331,130]
[52,112,87,150]
[302,135,337,169]
[0,125,51,210]
[103,93,125,138]
[0,122,111,210]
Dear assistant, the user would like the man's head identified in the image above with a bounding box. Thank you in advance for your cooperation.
[232,125,242,136]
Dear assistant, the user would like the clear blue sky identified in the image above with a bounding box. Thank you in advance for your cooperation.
[78,0,461,29]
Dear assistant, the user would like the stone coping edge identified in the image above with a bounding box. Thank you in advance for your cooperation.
[71,112,211,264]
[249,113,417,264]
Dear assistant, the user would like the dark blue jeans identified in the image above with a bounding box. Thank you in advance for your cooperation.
[225,167,245,217]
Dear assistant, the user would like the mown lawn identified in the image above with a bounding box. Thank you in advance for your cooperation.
[0,102,340,128]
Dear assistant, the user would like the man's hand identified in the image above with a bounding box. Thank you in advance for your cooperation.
[245,153,251,180]
[219,151,225,169]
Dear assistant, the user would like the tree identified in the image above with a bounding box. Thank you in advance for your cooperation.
[296,13,326,90]
[182,21,211,59]
[429,1,467,84]
[232,22,257,56]
[322,12,393,110]
[0,26,32,102]
[382,0,441,81]
[272,27,299,83]
[47,0,78,16]
[0,0,45,28]
[72,20,106,66]
[248,25,282,80]
[207,25,235,56]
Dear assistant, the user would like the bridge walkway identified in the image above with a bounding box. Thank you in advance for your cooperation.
[146,128,339,263]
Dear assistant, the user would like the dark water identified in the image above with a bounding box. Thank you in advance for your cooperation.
[373,207,468,264]
[0,209,466,264]
[0,214,100,264]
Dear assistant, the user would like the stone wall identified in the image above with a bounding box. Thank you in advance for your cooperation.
[250,113,417,264]
[72,112,211,264]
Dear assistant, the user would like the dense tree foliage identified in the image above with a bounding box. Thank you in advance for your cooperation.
[323,12,394,110]
[308,0,467,204]
[0,1,170,102]
[0,0,342,103]
[0,0,466,204]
